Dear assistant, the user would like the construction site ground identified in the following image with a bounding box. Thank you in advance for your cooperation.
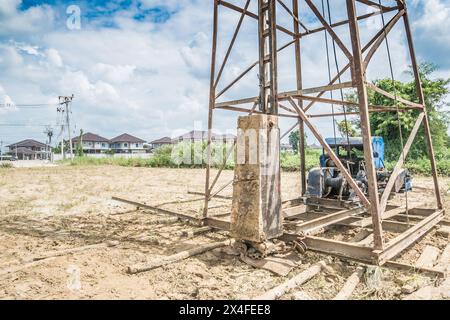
[0,165,449,300]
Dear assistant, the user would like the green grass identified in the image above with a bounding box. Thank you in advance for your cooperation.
[59,144,322,172]
[0,162,13,169]
[60,144,450,176]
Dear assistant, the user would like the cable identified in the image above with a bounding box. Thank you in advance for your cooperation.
[0,103,61,108]
[321,0,339,153]
[0,124,56,127]
[378,0,410,224]
[326,0,352,157]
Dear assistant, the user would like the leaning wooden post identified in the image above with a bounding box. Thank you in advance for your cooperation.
[254,261,326,300]
[346,0,384,250]
[333,267,365,300]
[203,0,219,219]
[292,0,307,196]
[401,3,443,210]
[128,240,231,274]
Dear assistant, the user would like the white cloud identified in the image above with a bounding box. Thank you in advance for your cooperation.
[46,48,63,67]
[0,0,448,147]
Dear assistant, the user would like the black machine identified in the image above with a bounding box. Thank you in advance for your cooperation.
[306,137,412,203]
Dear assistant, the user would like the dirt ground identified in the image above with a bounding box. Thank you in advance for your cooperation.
[0,165,449,300]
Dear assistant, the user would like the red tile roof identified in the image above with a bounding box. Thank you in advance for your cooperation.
[110,133,145,143]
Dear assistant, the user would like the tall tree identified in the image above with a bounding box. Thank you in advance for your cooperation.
[289,130,300,153]
[346,63,449,161]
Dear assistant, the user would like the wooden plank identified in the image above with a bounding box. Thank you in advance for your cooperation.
[333,267,365,300]
[112,196,200,223]
[383,261,445,279]
[0,258,57,278]
[415,246,440,269]
[253,261,325,300]
[437,226,450,238]
[176,227,213,238]
[127,240,231,274]
[436,244,450,274]
[28,242,118,262]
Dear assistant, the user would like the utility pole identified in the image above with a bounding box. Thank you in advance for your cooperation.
[44,126,54,162]
[58,95,75,160]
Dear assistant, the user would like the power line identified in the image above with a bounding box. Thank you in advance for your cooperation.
[0,103,61,108]
[0,124,58,127]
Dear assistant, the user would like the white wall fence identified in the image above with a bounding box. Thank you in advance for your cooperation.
[53,153,153,161]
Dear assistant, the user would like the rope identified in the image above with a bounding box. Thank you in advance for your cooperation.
[321,0,338,153]
[378,0,410,224]
[326,0,352,157]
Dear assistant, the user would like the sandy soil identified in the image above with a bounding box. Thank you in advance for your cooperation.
[0,165,449,300]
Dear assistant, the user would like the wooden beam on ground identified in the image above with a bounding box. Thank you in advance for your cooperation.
[253,261,326,300]
[176,227,213,238]
[28,242,119,262]
[112,196,200,223]
[127,240,231,274]
[436,244,450,274]
[149,217,180,225]
[383,261,445,279]
[415,246,440,269]
[0,258,57,278]
[437,226,450,238]
[333,267,365,300]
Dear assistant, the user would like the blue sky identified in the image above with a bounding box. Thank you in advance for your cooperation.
[0,0,449,149]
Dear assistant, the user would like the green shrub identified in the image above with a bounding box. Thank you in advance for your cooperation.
[0,162,13,169]
[58,144,450,177]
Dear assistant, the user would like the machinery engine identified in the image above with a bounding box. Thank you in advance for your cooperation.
[306,137,412,203]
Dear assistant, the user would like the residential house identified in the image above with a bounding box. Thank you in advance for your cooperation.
[110,133,146,154]
[72,133,110,154]
[7,139,49,160]
[281,143,294,153]
[149,137,173,149]
[173,131,236,143]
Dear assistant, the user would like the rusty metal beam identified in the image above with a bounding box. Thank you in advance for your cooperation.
[288,97,370,208]
[347,0,384,251]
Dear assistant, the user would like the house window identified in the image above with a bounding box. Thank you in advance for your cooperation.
[102,143,105,147]
[135,144,139,148]
[124,143,128,148]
